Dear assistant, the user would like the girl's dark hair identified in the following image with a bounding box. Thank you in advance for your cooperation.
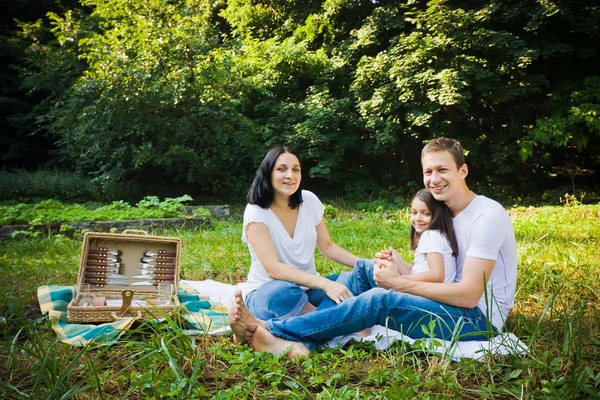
[409,189,459,256]
[247,146,304,209]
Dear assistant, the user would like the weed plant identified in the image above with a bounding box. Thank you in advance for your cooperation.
[0,203,599,398]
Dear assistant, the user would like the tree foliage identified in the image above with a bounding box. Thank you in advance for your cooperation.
[6,0,600,201]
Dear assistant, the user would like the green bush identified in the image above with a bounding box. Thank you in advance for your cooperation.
[0,196,194,226]
[0,169,143,202]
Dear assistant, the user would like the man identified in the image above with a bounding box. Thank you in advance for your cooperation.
[229,137,518,357]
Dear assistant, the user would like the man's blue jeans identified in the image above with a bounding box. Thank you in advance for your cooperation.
[245,274,340,320]
[265,260,497,350]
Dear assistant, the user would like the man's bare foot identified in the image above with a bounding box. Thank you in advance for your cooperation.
[249,324,310,358]
[354,328,371,337]
[228,289,267,344]
[300,302,316,315]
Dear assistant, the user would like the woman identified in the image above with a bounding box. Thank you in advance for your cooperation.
[237,146,358,342]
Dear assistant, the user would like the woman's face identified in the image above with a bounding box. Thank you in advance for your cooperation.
[271,152,301,198]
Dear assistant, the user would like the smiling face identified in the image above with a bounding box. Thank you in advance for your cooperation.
[271,152,301,198]
[410,197,433,234]
[422,150,468,203]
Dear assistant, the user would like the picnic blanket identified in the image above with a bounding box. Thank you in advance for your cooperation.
[37,282,229,346]
[180,280,530,361]
[39,280,529,360]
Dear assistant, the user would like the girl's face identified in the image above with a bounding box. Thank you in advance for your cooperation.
[410,197,432,234]
[271,152,301,198]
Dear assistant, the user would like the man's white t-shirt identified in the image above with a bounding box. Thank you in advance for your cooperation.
[239,190,324,299]
[412,229,456,283]
[453,196,518,331]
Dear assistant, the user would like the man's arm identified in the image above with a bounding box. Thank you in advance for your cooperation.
[374,256,495,308]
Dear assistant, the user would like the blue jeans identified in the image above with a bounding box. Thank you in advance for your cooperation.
[265,260,497,350]
[245,274,340,320]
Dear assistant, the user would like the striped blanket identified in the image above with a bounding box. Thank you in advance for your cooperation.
[37,282,230,347]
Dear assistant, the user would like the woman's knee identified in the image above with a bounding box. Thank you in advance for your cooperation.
[353,258,374,271]
[248,280,307,319]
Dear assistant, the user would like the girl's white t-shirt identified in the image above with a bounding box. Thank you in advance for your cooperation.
[411,229,457,283]
[239,190,324,299]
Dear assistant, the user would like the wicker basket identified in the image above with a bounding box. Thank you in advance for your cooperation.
[67,230,181,323]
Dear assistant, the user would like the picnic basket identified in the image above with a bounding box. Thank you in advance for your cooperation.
[67,230,181,323]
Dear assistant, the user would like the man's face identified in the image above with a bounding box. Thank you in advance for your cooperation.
[421,150,467,202]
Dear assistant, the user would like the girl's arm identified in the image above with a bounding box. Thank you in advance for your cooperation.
[247,221,353,304]
[376,248,444,282]
[315,216,360,267]
[399,252,445,283]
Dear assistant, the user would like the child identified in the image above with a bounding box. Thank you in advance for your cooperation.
[394,188,459,283]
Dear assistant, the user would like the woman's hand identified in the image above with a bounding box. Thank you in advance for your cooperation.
[322,280,353,304]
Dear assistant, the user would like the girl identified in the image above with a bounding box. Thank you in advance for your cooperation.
[390,188,459,283]
[235,146,359,343]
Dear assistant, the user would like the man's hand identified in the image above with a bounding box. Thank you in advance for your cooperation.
[373,259,400,289]
[374,260,416,291]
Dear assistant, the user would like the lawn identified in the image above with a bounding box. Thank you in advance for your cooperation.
[1,202,599,398]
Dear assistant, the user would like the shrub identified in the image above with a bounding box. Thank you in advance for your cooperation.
[0,196,194,226]
[0,169,143,202]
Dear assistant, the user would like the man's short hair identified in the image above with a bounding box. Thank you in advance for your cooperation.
[421,137,466,168]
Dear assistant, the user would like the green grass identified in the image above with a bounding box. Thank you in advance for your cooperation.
[1,203,599,398]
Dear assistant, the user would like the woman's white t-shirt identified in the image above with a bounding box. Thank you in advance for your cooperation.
[411,229,457,283]
[239,190,324,299]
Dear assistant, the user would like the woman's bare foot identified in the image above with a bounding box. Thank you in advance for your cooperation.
[248,324,310,358]
[228,289,267,344]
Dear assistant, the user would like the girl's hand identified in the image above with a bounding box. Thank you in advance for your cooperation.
[375,248,393,261]
[323,280,353,304]
[377,248,411,275]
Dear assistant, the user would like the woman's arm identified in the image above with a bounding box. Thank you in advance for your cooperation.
[247,221,352,304]
[315,217,360,267]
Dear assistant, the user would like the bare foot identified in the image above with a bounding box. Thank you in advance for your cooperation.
[354,327,371,337]
[299,302,316,315]
[249,324,310,359]
[228,289,266,344]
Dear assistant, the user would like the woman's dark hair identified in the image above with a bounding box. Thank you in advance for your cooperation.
[247,146,304,209]
[409,189,459,257]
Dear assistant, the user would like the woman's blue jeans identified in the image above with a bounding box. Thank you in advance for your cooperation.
[265,260,497,350]
[245,274,340,320]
